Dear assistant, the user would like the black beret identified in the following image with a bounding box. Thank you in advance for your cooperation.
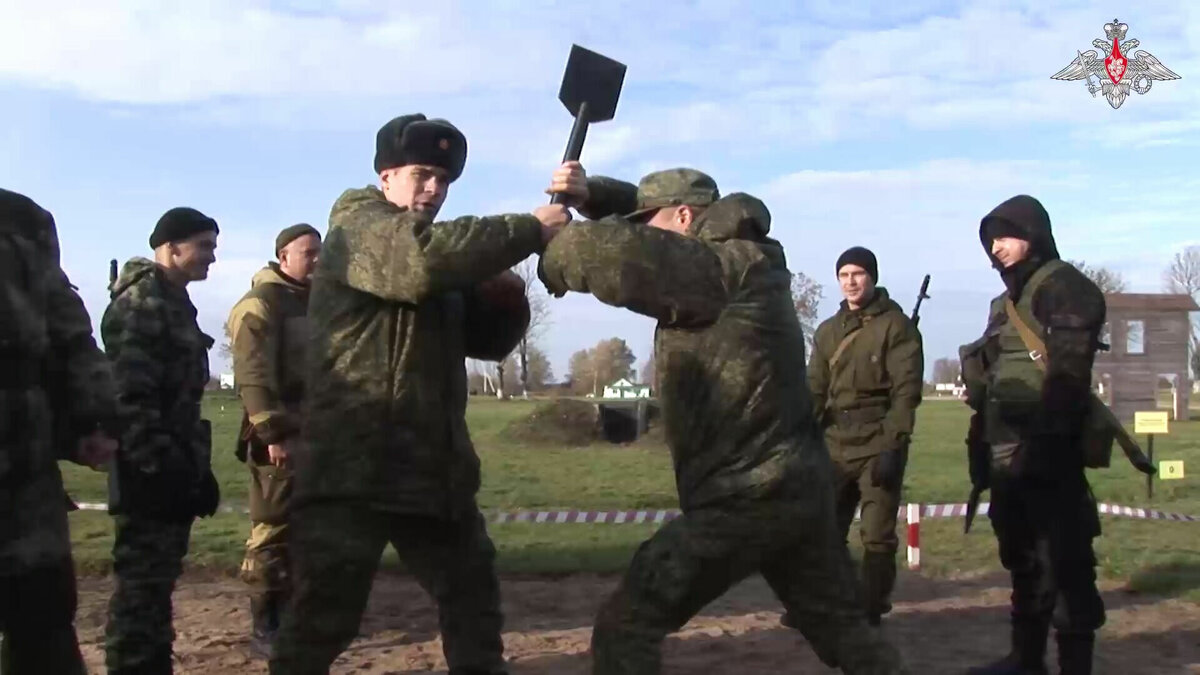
[149,207,219,249]
[275,223,321,256]
[836,246,878,283]
[373,113,467,182]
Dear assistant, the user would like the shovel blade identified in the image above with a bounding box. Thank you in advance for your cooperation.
[558,44,627,123]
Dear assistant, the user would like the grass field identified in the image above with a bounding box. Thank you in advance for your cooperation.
[61,392,1200,601]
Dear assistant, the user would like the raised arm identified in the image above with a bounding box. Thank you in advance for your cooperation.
[320,188,544,304]
[539,219,728,327]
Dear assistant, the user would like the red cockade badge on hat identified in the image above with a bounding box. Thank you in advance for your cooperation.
[438,138,450,150]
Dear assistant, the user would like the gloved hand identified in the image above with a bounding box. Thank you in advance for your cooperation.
[118,448,197,523]
[194,468,221,518]
[871,444,908,491]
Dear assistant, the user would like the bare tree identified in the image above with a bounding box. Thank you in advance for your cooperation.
[1164,246,1200,379]
[219,323,233,361]
[1066,259,1128,294]
[791,271,823,359]
[640,351,655,385]
[513,259,552,398]
[931,357,961,384]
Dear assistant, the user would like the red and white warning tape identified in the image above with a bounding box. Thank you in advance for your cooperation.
[72,501,1200,523]
[72,500,1197,572]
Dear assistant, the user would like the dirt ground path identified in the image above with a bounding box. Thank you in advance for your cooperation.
[75,570,1200,674]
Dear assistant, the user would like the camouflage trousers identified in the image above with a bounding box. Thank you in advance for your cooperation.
[0,557,86,675]
[105,514,194,673]
[591,489,906,674]
[270,503,505,675]
[833,451,904,618]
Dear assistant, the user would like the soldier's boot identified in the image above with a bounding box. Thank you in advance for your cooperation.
[862,550,897,626]
[965,616,1049,675]
[249,592,275,659]
[1055,631,1094,675]
[107,649,174,675]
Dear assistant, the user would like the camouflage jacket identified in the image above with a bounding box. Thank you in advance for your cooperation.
[102,258,214,498]
[297,186,541,516]
[1,189,117,575]
[808,288,924,460]
[541,181,828,511]
[226,264,310,460]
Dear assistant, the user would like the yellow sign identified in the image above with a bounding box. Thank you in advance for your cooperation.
[1134,411,1170,435]
[1159,460,1185,480]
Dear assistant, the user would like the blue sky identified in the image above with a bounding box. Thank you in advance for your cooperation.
[3,0,1198,382]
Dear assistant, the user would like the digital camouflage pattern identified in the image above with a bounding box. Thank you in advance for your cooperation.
[1,188,116,675]
[271,506,504,675]
[102,256,217,672]
[965,195,1106,673]
[1,189,117,574]
[541,174,905,673]
[294,185,541,515]
[808,286,923,621]
[272,185,542,674]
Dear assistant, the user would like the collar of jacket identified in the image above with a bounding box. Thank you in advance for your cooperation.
[838,286,893,325]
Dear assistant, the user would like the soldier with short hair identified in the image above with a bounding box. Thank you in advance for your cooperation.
[226,223,322,656]
[1,188,119,675]
[103,206,223,674]
[542,163,906,674]
[803,246,924,626]
[269,113,570,675]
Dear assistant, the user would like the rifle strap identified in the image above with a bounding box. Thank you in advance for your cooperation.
[828,327,863,371]
[1003,298,1048,372]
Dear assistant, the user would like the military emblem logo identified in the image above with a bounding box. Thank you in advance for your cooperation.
[1051,19,1180,109]
[438,138,451,150]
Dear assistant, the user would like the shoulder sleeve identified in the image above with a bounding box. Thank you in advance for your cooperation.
[1031,265,1105,432]
[539,219,728,327]
[320,192,544,303]
[101,278,175,472]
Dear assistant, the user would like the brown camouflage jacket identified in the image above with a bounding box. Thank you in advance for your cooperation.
[1,188,117,574]
[540,181,828,511]
[296,186,541,517]
[226,264,311,460]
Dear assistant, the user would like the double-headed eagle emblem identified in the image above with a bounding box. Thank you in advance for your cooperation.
[1052,19,1180,109]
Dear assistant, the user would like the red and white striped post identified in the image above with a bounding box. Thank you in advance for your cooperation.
[906,503,921,570]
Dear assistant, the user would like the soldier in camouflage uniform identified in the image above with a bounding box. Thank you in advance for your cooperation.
[102,207,223,674]
[960,195,1107,675]
[1,188,119,675]
[226,223,322,656]
[542,163,906,674]
[269,113,570,675]
[803,247,924,626]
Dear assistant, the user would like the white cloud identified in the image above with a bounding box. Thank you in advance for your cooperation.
[3,0,1195,156]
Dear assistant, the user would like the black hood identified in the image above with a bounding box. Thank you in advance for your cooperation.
[979,194,1060,270]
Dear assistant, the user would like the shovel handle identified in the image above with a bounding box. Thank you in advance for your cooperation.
[550,102,590,205]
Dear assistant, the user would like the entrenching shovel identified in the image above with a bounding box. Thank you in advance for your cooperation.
[549,44,627,205]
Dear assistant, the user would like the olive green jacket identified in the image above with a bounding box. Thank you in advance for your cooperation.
[808,288,924,460]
